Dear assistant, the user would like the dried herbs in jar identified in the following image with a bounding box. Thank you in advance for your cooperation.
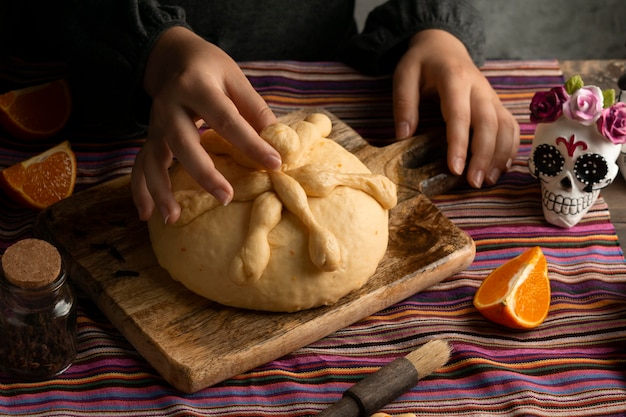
[0,238,77,379]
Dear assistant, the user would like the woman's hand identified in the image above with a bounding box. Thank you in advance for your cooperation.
[132,27,281,224]
[393,29,520,188]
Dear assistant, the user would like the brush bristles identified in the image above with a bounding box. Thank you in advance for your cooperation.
[405,339,451,379]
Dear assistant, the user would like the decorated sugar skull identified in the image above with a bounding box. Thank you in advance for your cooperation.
[529,76,626,228]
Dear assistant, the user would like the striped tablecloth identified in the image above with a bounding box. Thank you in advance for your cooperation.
[2,60,626,416]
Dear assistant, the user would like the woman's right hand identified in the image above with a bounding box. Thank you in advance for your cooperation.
[131,26,282,224]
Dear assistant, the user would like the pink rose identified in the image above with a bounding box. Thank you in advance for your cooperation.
[530,86,568,123]
[562,86,604,125]
[597,102,626,144]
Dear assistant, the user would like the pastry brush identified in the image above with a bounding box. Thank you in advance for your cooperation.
[316,339,451,417]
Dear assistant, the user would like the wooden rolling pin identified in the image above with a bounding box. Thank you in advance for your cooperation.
[316,340,451,417]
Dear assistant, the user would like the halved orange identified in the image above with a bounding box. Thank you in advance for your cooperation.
[0,79,72,140]
[473,246,550,329]
[0,141,77,209]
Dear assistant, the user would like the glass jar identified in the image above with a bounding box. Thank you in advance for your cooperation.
[0,238,77,379]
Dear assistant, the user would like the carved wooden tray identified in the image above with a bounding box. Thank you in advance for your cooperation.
[34,109,475,393]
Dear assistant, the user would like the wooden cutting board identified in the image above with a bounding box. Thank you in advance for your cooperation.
[34,109,475,393]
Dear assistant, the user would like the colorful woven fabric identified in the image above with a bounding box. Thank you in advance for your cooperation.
[1,60,626,416]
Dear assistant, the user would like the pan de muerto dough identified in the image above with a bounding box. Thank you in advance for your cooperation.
[148,113,397,312]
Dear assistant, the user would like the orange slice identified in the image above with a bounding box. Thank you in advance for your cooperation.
[0,80,72,140]
[473,246,550,329]
[0,141,77,209]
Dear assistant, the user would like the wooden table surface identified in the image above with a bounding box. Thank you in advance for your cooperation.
[560,60,626,252]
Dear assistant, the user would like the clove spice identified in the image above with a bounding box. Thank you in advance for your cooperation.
[0,239,77,379]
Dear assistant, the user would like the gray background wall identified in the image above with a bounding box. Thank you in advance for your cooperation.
[354,0,626,60]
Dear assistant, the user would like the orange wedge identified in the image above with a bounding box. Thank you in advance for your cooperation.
[0,141,77,209]
[473,246,550,329]
[0,80,72,140]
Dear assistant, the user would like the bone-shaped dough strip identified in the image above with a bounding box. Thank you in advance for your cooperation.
[172,171,274,226]
[292,121,320,156]
[304,113,332,137]
[269,170,342,272]
[260,123,301,166]
[286,165,398,210]
[173,190,221,226]
[230,191,283,286]
[202,114,332,170]
[281,118,330,169]
[230,171,273,201]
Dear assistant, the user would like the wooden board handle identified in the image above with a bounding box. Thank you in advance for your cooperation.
[354,128,464,200]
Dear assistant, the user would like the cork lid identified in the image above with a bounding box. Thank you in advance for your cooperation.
[1,238,62,288]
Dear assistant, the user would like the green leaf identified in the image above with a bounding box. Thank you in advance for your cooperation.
[565,75,584,94]
[603,89,616,108]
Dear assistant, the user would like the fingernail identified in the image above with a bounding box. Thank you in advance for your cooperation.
[212,188,233,206]
[506,158,513,170]
[396,121,410,139]
[264,153,282,170]
[452,157,465,175]
[136,206,151,222]
[487,167,501,185]
[158,205,170,224]
[471,169,485,188]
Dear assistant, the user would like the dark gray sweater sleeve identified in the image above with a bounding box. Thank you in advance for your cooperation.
[344,0,485,75]
[64,0,189,136]
[61,0,484,136]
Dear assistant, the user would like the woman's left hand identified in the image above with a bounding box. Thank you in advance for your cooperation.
[392,29,520,188]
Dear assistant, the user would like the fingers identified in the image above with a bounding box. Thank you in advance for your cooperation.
[447,81,498,188]
[421,65,519,189]
[486,103,520,184]
[436,71,473,179]
[227,72,278,133]
[194,74,282,172]
[200,43,281,170]
[442,81,519,188]
[465,88,519,187]
[392,58,421,140]
[134,96,240,225]
[394,29,520,190]
[130,150,155,221]
[131,134,182,224]
[132,33,283,223]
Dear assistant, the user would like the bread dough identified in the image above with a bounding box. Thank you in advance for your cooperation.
[148,113,397,312]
